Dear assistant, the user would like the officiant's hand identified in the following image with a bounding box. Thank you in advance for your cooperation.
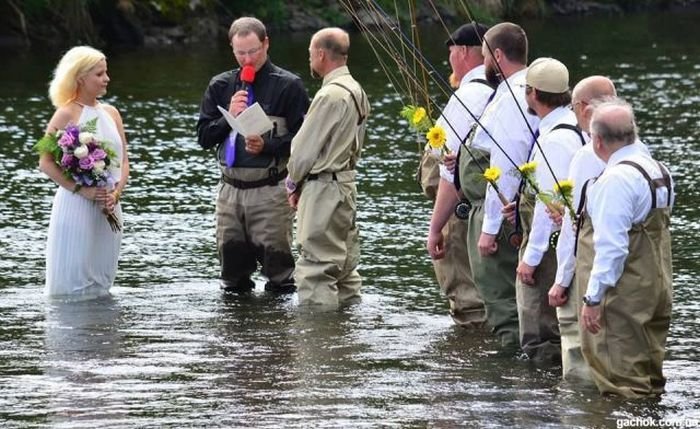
[230,90,249,117]
[244,135,264,155]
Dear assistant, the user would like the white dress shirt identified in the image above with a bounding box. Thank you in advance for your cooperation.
[555,139,650,288]
[584,143,674,301]
[436,65,493,183]
[522,107,583,267]
[470,68,540,235]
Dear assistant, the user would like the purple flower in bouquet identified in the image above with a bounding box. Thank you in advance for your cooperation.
[60,153,75,168]
[79,156,95,171]
[92,148,107,161]
[58,130,77,148]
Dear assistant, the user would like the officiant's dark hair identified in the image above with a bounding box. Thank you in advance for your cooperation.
[228,17,267,43]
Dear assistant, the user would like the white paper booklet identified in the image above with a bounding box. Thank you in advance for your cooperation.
[217,103,274,137]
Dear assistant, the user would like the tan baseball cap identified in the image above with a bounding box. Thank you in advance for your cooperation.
[526,57,569,93]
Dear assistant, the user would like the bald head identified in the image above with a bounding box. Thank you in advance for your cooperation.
[312,27,350,62]
[572,76,616,106]
[571,75,617,132]
[590,99,637,148]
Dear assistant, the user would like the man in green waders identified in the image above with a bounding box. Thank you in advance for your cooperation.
[577,100,674,397]
[285,28,370,308]
[458,22,539,347]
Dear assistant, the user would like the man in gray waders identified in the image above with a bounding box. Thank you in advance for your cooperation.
[285,27,370,308]
[577,100,674,397]
[197,17,310,293]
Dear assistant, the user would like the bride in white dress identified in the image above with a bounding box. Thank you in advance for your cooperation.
[39,46,130,300]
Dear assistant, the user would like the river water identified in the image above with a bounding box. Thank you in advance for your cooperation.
[1,12,699,428]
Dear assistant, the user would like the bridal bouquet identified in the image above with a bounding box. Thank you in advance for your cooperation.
[34,117,121,232]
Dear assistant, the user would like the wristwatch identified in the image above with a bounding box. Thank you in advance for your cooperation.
[582,295,601,306]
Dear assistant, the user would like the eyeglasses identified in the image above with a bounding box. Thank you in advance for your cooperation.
[233,45,263,58]
[569,100,587,110]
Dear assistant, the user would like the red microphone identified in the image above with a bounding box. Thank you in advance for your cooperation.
[241,65,256,106]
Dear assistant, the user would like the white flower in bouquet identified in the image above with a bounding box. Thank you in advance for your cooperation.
[78,132,94,145]
[74,144,89,159]
[93,160,106,174]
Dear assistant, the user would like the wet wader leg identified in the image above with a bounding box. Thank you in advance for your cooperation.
[433,214,486,327]
[336,182,361,304]
[296,181,353,308]
[558,274,592,382]
[516,194,561,365]
[216,184,256,291]
[467,203,519,347]
[246,184,296,293]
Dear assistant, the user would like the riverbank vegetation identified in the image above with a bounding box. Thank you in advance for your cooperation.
[0,0,697,49]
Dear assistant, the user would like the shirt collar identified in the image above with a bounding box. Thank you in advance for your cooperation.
[606,139,647,168]
[538,106,577,135]
[459,65,486,86]
[322,65,350,86]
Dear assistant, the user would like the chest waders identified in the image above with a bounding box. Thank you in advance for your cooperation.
[576,160,673,397]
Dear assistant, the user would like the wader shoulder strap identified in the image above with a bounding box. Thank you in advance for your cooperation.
[469,78,497,90]
[656,161,673,206]
[618,160,658,209]
[574,177,595,257]
[329,82,367,125]
[551,123,586,146]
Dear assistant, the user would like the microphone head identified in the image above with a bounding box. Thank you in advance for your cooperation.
[241,65,256,83]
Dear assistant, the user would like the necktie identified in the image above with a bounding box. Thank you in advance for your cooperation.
[224,85,255,167]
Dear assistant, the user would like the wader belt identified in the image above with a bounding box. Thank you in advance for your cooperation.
[222,168,287,189]
[307,172,338,181]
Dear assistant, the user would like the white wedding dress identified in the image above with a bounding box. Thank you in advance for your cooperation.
[45,104,123,300]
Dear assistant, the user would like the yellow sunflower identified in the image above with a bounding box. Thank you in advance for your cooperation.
[483,166,501,183]
[518,161,538,175]
[412,107,427,126]
[426,125,447,150]
[554,179,574,196]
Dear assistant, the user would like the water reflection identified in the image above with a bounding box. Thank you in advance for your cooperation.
[43,297,123,425]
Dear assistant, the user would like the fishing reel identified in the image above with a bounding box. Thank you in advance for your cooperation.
[508,230,523,250]
[454,199,472,220]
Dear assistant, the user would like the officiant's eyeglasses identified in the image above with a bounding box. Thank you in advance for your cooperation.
[233,45,263,58]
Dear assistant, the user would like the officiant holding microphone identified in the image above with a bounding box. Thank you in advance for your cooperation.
[197,16,310,294]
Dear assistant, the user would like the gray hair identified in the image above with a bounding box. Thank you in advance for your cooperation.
[590,98,638,146]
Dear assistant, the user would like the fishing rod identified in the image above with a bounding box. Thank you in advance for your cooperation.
[358,0,530,185]
[341,0,510,205]
[459,0,574,214]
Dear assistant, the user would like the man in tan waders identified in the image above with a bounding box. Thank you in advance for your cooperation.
[197,17,310,294]
[547,76,615,382]
[511,57,585,365]
[285,28,370,308]
[577,99,674,397]
[426,23,492,328]
[458,22,539,348]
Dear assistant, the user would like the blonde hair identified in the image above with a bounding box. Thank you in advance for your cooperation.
[48,46,106,108]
